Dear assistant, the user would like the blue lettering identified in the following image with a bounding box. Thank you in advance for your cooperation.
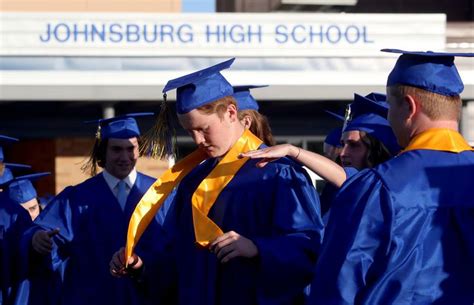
[229,24,245,43]
[160,24,174,43]
[126,24,140,42]
[54,23,71,43]
[274,25,288,44]
[109,23,123,43]
[72,24,88,42]
[362,26,374,43]
[177,24,193,43]
[39,23,52,42]
[325,25,341,44]
[142,24,158,43]
[308,25,324,43]
[291,25,306,44]
[91,24,106,42]
[248,25,262,43]
[206,25,221,43]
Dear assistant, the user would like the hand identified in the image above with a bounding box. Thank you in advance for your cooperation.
[239,144,298,168]
[109,247,143,278]
[209,231,259,263]
[32,228,60,255]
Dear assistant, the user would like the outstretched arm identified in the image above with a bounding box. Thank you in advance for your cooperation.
[241,143,346,188]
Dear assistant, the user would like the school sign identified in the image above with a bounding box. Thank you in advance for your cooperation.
[0,13,446,57]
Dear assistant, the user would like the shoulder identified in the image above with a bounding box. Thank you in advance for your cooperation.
[136,172,156,184]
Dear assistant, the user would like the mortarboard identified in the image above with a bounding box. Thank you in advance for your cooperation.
[324,127,343,148]
[0,163,32,187]
[163,58,235,114]
[85,112,154,140]
[344,93,401,155]
[232,85,268,111]
[349,93,389,120]
[382,49,474,96]
[8,172,50,205]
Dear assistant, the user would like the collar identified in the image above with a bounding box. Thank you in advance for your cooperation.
[102,168,137,190]
[402,128,473,154]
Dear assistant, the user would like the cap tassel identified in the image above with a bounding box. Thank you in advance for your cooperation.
[0,162,4,176]
[139,93,176,160]
[80,124,102,177]
[343,104,352,131]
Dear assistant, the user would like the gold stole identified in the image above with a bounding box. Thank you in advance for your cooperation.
[402,128,473,153]
[125,129,262,262]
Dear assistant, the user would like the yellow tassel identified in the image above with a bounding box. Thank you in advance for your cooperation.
[0,162,4,176]
[139,93,176,160]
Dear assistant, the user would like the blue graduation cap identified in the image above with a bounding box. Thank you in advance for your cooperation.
[344,114,400,155]
[0,135,19,162]
[382,49,474,96]
[324,127,343,148]
[232,85,268,111]
[365,92,387,104]
[85,112,154,140]
[7,172,50,205]
[0,163,31,187]
[344,93,400,154]
[324,110,344,121]
[162,58,235,114]
[349,93,389,120]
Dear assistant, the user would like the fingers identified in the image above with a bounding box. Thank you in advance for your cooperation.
[32,230,54,255]
[109,248,127,277]
[47,228,60,237]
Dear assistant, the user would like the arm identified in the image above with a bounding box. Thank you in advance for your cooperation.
[241,143,347,187]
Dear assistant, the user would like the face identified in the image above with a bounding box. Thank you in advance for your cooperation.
[21,198,40,220]
[387,89,411,147]
[104,137,139,179]
[339,130,369,170]
[178,107,237,158]
[323,143,342,162]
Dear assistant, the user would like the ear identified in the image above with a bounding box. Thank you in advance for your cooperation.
[404,94,419,120]
[227,103,239,122]
[242,115,252,129]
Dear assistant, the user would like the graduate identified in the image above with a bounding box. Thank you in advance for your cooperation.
[17,113,161,305]
[311,50,474,304]
[111,58,324,305]
[0,135,33,305]
[7,172,50,221]
[233,85,276,146]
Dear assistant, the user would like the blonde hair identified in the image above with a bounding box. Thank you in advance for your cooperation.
[196,96,237,119]
[238,110,276,146]
[389,85,461,121]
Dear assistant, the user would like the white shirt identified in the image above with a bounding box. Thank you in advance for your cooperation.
[102,168,137,199]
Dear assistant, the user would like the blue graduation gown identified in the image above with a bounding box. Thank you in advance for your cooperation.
[0,194,32,305]
[16,172,157,305]
[311,149,474,305]
[164,155,324,305]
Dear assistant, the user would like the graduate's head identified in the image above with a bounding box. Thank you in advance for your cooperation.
[340,93,399,169]
[82,113,152,178]
[8,172,49,221]
[164,58,245,158]
[383,49,473,147]
[233,85,275,146]
[323,127,343,162]
[0,163,31,192]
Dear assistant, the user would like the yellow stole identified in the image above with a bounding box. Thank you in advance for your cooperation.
[402,128,473,153]
[125,129,262,262]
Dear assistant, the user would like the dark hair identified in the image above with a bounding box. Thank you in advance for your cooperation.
[360,131,392,167]
[238,109,276,146]
[81,138,109,176]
